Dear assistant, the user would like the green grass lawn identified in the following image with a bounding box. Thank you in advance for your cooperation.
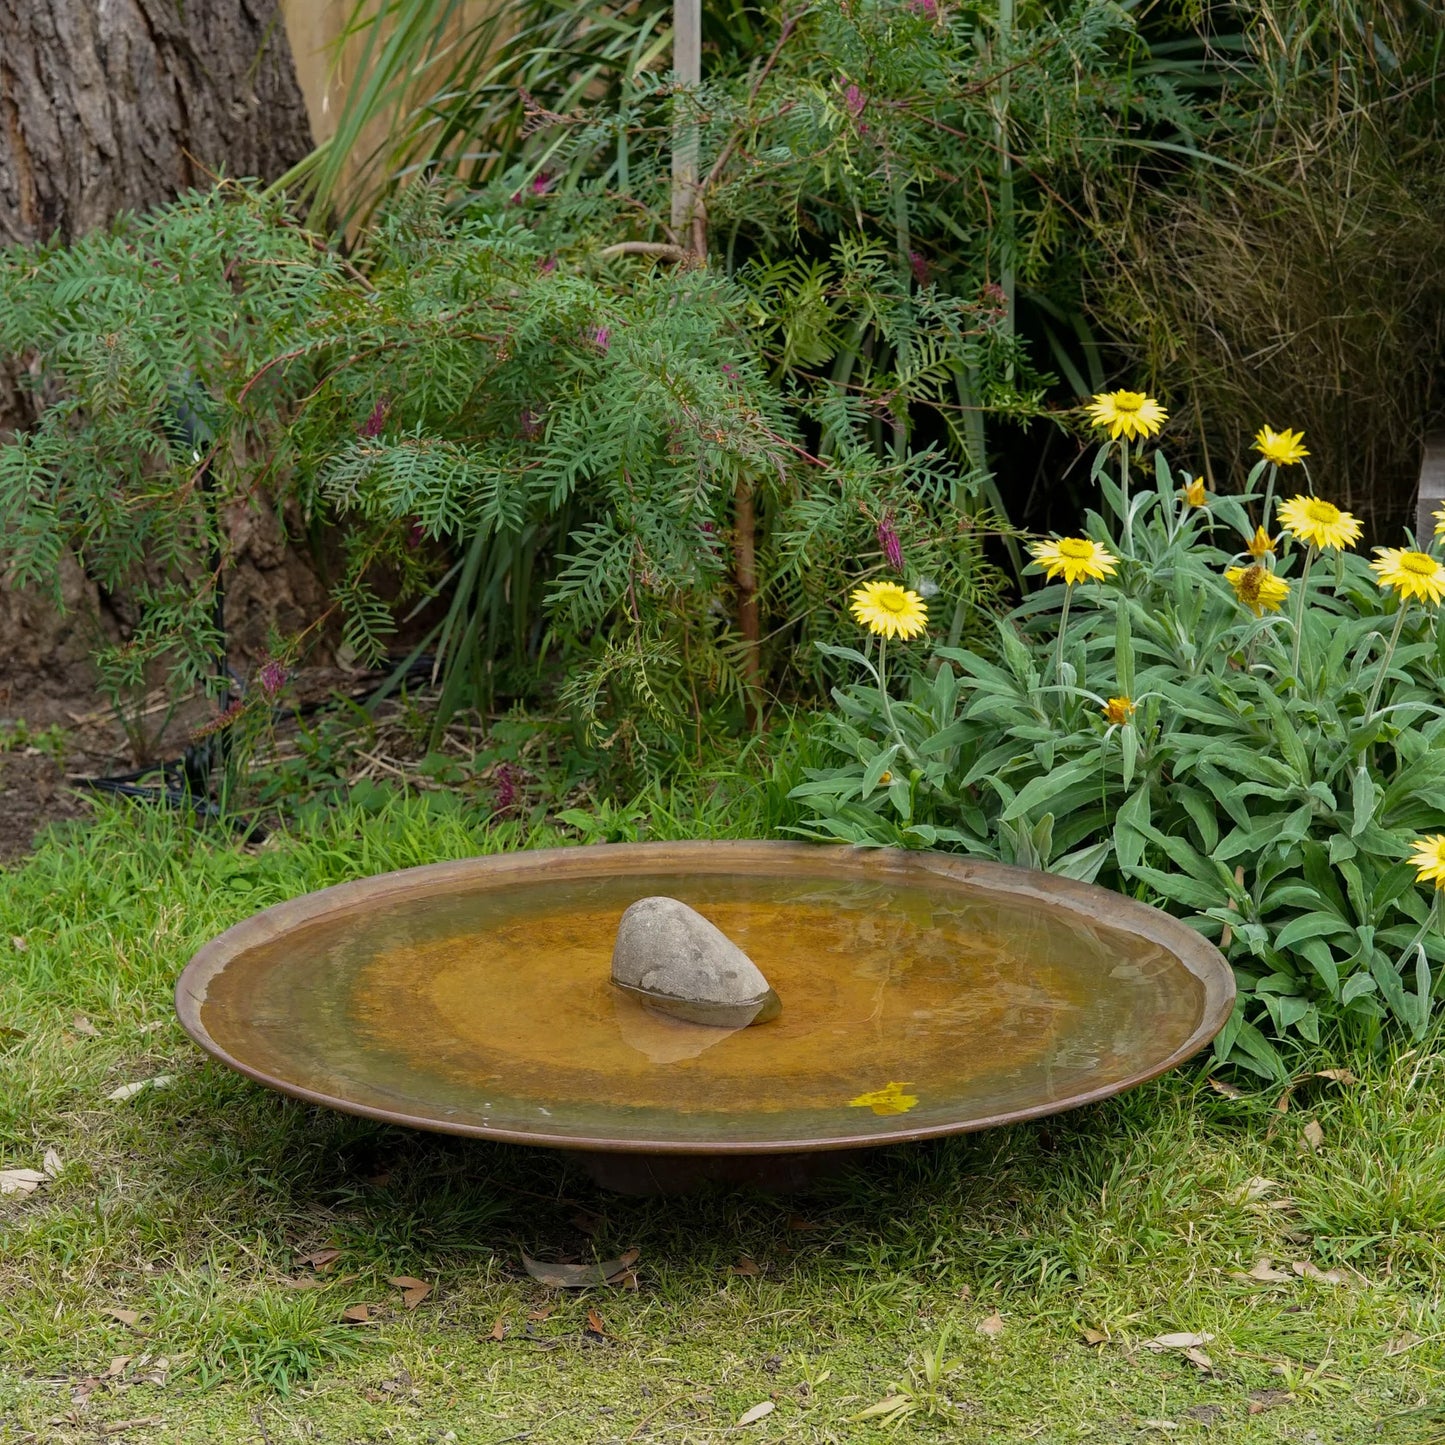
[2,797,1443,1443]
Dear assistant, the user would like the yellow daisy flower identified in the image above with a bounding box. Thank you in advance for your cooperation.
[1102,696,1135,726]
[1084,390,1168,442]
[1182,478,1208,508]
[1434,504,1445,540]
[1225,564,1291,616]
[1276,495,1363,552]
[1371,548,1445,606]
[1246,526,1276,559]
[1408,836,1445,890]
[1028,537,1119,586]
[849,581,929,639]
[1254,426,1309,467]
[848,1081,919,1116]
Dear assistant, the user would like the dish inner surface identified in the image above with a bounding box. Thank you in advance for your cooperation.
[198,870,1206,1145]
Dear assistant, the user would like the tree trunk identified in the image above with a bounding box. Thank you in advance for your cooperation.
[0,0,312,248]
[0,0,316,715]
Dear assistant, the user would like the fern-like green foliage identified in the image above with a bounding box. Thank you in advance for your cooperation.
[10,3,1191,739]
[0,179,1005,739]
[0,187,334,694]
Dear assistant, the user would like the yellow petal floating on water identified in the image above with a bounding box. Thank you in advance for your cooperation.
[848,1081,919,1116]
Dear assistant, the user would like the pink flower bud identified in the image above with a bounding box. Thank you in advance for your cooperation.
[359,398,388,438]
[878,513,904,571]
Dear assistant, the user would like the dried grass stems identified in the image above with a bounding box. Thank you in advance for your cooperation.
[1086,0,1445,537]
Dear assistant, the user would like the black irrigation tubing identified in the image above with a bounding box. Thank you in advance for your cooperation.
[74,653,440,843]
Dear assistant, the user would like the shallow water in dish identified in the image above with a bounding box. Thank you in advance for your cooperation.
[196,864,1208,1148]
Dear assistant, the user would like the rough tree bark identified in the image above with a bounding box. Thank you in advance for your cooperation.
[0,0,313,247]
[0,1,319,712]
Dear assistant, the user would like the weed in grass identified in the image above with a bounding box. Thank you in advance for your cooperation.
[0,720,68,763]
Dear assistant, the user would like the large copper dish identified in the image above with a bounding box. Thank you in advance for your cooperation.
[175,843,1233,1191]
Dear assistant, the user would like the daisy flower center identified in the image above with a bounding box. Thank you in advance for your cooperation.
[1111,392,1145,414]
[1058,538,1094,559]
[877,591,906,612]
[1399,551,1436,575]
[1302,499,1341,524]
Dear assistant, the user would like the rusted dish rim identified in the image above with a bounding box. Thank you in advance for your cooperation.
[175,841,1235,1155]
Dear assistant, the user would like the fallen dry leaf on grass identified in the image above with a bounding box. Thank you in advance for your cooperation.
[730,1256,761,1277]
[1079,1327,1107,1346]
[489,1316,506,1341]
[1230,1176,1277,1205]
[295,1248,342,1271]
[106,1309,141,1328]
[0,1168,49,1197]
[737,1401,775,1426]
[1142,1331,1212,1352]
[42,1149,61,1178]
[527,1305,554,1322]
[975,1312,1005,1337]
[1292,1260,1348,1285]
[521,1249,639,1289]
[386,1276,432,1309]
[106,1075,173,1103]
[10,936,27,951]
[72,1014,99,1037]
[584,1308,607,1337]
[1234,1258,1292,1284]
[100,1419,164,1435]
[133,1355,169,1387]
[105,1357,132,1379]
[342,1304,370,1323]
[1275,1069,1356,1113]
[1300,1120,1325,1152]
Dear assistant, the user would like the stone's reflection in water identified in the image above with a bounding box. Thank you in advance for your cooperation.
[611,989,742,1064]
[197,868,1209,1148]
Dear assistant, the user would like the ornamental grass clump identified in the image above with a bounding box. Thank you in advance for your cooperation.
[796,413,1445,1077]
